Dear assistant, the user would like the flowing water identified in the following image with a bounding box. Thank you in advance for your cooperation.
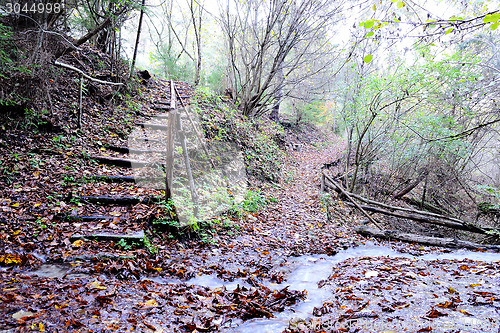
[217,244,500,333]
[25,243,500,332]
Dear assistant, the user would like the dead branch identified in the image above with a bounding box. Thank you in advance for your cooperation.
[356,226,500,251]
[323,172,383,230]
[347,202,486,234]
[54,61,123,86]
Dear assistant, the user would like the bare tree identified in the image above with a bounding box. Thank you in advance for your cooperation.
[219,0,345,118]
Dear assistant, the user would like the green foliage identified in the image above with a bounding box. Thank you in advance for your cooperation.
[143,234,158,254]
[239,190,270,213]
[0,23,17,79]
[338,46,485,196]
[476,185,500,209]
[21,108,47,131]
[203,62,226,93]
[193,88,285,182]
[151,48,194,82]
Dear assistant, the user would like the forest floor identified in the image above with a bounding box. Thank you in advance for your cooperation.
[2,129,500,332]
[1,73,500,332]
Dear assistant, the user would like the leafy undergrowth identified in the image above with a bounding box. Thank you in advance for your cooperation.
[193,88,286,183]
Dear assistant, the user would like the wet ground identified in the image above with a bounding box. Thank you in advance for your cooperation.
[2,140,500,332]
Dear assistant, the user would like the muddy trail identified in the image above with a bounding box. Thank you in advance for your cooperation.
[2,132,500,332]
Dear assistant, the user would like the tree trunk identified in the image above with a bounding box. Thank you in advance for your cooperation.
[270,62,283,122]
[393,168,429,199]
[55,15,113,58]
[130,0,146,78]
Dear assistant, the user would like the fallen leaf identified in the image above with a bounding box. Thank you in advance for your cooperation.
[0,254,23,266]
[89,280,106,290]
[72,239,84,248]
[459,309,472,316]
[139,299,158,307]
[426,308,448,318]
[12,310,34,320]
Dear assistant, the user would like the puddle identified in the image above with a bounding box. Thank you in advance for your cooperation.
[27,264,89,279]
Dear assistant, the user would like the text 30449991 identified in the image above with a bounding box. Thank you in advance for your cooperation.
[3,1,64,15]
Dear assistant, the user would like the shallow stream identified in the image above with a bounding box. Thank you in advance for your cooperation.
[26,243,500,332]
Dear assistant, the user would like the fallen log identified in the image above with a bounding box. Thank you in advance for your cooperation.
[356,226,500,251]
[345,202,486,234]
[322,174,473,225]
[322,172,383,230]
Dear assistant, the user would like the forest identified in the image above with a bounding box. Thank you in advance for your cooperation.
[0,0,500,332]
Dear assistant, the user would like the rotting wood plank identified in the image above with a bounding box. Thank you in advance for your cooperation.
[91,156,163,168]
[66,215,109,222]
[104,144,167,154]
[152,105,171,111]
[87,175,136,183]
[136,122,169,131]
[80,195,159,205]
[129,137,162,144]
[70,230,145,243]
[356,226,500,251]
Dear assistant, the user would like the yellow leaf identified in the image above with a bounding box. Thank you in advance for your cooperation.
[72,239,84,248]
[89,280,106,290]
[30,323,45,331]
[34,203,41,207]
[460,309,472,316]
[11,203,19,207]
[448,287,458,294]
[0,254,23,265]
[33,171,40,178]
[13,230,21,236]
[469,283,482,287]
[140,299,158,307]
